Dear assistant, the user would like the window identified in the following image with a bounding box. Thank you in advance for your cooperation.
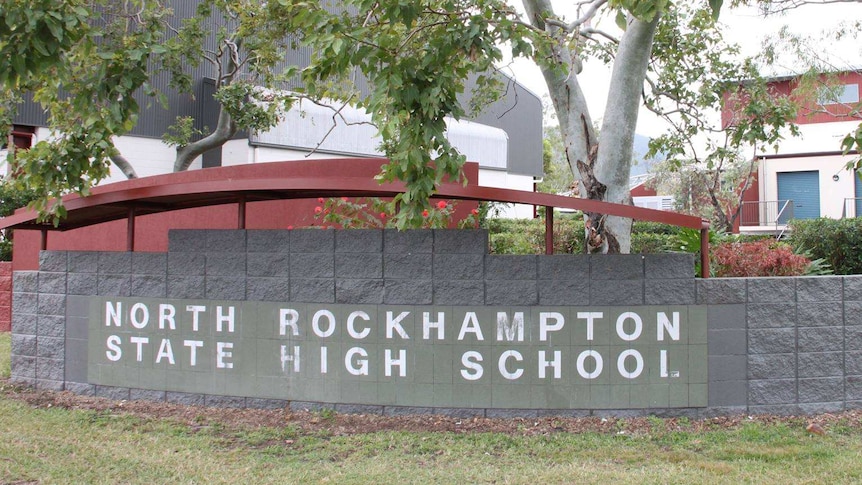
[817,83,859,105]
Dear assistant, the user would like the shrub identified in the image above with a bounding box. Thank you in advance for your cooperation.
[0,179,38,261]
[790,218,862,275]
[486,216,584,254]
[712,240,811,277]
[632,221,681,236]
[486,217,694,255]
[630,232,673,253]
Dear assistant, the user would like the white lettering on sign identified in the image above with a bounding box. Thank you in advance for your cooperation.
[385,349,407,377]
[617,349,644,379]
[347,311,371,339]
[538,350,561,379]
[660,349,669,378]
[460,351,484,381]
[576,350,603,379]
[95,299,700,392]
[217,342,234,369]
[186,305,206,332]
[312,309,336,338]
[281,345,300,373]
[130,303,149,329]
[106,335,122,361]
[458,312,484,341]
[130,336,149,362]
[216,306,235,333]
[345,347,369,375]
[423,312,445,340]
[497,312,524,342]
[498,350,524,380]
[184,340,203,366]
[539,312,564,341]
[156,338,175,365]
[616,312,643,341]
[106,301,122,327]
[279,309,299,336]
[576,312,602,341]
[657,312,680,341]
[386,311,411,339]
[159,304,176,330]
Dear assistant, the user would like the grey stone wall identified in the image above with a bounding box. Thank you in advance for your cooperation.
[697,275,862,416]
[8,228,859,417]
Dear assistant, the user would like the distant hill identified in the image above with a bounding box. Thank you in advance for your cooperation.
[630,134,661,177]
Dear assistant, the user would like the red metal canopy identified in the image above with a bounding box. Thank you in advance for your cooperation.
[0,159,710,275]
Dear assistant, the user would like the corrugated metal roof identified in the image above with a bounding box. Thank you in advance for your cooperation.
[250,99,509,169]
[10,1,542,177]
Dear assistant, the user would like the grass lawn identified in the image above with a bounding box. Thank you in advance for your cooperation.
[1,331,862,484]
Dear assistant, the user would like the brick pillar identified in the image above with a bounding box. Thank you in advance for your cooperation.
[0,262,11,331]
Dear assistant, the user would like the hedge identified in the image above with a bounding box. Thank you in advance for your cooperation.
[789,218,862,275]
[485,216,681,255]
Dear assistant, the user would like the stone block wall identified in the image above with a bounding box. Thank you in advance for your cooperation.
[7,228,861,417]
[697,275,862,415]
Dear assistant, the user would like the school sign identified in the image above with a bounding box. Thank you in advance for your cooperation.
[89,297,707,409]
[26,229,860,417]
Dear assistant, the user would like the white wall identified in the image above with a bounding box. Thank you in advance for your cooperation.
[478,169,536,219]
[107,135,200,183]
[759,153,857,219]
[83,134,538,220]
[769,120,859,155]
[249,145,367,164]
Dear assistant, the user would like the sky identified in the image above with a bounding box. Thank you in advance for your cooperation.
[503,1,862,138]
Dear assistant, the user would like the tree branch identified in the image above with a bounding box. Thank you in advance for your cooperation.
[173,105,237,172]
[110,152,139,179]
[544,0,607,32]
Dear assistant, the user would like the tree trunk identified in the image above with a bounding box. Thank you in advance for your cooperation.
[522,1,661,254]
[173,105,237,172]
[522,0,598,252]
[521,0,594,171]
[110,152,138,179]
[593,14,661,253]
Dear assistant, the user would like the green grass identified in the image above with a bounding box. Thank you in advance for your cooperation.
[2,330,862,483]
[0,332,9,378]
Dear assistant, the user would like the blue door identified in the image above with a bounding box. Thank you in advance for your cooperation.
[777,171,820,222]
[855,171,862,216]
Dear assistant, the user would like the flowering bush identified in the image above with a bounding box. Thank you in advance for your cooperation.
[711,239,811,277]
[313,197,479,229]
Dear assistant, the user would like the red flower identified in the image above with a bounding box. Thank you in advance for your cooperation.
[287,225,294,230]
[380,212,387,219]
[314,206,323,214]
[471,208,479,215]
[437,200,447,209]
[317,197,324,203]
[422,210,429,217]
[341,196,348,202]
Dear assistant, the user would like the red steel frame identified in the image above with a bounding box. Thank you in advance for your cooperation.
[0,161,711,276]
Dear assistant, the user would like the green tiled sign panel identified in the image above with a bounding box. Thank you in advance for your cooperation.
[88,297,708,409]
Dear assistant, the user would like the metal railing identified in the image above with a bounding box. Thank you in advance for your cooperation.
[740,200,794,228]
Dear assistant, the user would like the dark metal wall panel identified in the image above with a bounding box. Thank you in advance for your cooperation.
[13,93,48,127]
[461,74,544,178]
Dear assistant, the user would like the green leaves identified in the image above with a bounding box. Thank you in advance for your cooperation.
[841,124,862,172]
[289,0,522,228]
[0,0,89,87]
[0,0,170,220]
[609,0,670,23]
